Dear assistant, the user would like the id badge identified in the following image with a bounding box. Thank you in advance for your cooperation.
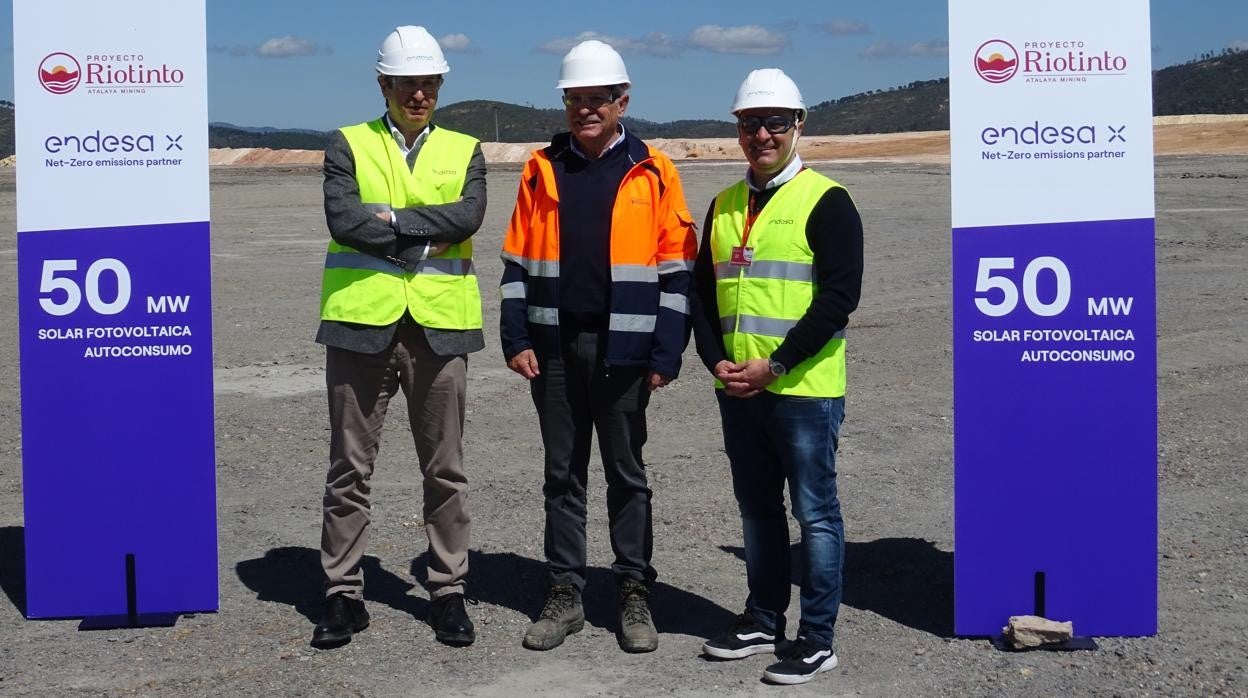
[730,246,754,266]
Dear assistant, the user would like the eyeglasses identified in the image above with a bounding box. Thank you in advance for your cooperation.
[389,77,442,95]
[562,92,618,110]
[737,114,797,135]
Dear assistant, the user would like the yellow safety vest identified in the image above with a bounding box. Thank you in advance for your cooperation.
[710,168,847,397]
[319,121,482,330]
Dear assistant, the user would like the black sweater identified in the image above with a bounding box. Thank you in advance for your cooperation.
[690,181,864,375]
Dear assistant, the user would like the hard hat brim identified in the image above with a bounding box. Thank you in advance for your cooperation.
[377,64,451,76]
[555,77,630,90]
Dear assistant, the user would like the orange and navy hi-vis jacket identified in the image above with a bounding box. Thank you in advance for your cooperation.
[499,131,698,378]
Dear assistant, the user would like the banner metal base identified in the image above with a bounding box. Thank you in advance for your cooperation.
[78,613,180,631]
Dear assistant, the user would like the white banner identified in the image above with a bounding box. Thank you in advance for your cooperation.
[949,2,1154,228]
[14,0,209,232]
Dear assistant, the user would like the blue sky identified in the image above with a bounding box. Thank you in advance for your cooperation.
[2,1,1245,131]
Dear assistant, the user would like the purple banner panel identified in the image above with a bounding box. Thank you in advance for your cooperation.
[18,221,217,618]
[953,217,1156,636]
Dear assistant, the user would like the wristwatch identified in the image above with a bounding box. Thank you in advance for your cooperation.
[767,358,788,377]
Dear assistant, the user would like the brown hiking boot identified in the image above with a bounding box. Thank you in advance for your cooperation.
[523,584,584,651]
[617,579,658,653]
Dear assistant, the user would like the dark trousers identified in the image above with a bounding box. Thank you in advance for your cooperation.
[530,328,655,591]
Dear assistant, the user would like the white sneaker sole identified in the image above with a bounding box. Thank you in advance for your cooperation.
[763,652,839,685]
[702,642,776,660]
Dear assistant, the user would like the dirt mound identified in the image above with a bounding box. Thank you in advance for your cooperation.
[1155,120,1248,155]
[208,148,323,166]
[196,117,1241,166]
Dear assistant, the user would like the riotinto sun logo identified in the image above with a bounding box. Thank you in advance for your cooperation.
[36,51,185,95]
[975,40,1019,83]
[975,39,1129,86]
[38,53,82,94]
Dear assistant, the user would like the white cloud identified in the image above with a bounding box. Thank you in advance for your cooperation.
[439,33,476,53]
[256,36,330,58]
[817,19,870,37]
[859,39,948,59]
[689,24,789,55]
[537,31,682,58]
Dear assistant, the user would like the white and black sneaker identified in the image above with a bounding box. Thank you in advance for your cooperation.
[702,613,778,659]
[762,636,838,685]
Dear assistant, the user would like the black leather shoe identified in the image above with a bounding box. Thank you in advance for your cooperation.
[428,593,475,647]
[311,593,369,649]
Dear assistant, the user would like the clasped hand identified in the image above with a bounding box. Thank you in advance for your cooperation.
[714,358,776,399]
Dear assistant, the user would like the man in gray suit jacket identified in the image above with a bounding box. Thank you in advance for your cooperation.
[311,25,486,650]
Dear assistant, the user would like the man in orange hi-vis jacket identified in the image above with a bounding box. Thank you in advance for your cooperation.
[499,40,697,655]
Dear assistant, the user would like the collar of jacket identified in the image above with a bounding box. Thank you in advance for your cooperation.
[545,129,650,168]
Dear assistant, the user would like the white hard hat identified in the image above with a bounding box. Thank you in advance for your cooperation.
[556,40,630,89]
[731,68,806,120]
[377,26,449,76]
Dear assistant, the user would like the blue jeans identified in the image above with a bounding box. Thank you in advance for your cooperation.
[717,390,845,648]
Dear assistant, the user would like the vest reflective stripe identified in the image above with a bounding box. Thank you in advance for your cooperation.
[412,258,475,276]
[502,251,560,278]
[528,305,559,325]
[660,292,689,314]
[722,314,794,338]
[325,252,406,274]
[324,252,475,277]
[714,260,814,282]
[611,264,659,283]
[711,169,848,397]
[658,259,693,274]
[319,121,482,329]
[720,315,845,339]
[610,313,657,333]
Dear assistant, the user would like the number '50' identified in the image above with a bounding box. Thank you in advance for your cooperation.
[974,257,1071,317]
[38,259,132,316]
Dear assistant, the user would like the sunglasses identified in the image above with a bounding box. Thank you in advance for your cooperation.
[562,92,619,110]
[737,114,797,135]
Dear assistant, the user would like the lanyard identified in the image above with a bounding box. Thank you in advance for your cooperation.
[741,191,761,248]
[743,165,806,246]
[729,191,764,267]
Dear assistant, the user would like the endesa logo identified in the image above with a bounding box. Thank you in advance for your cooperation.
[36,51,185,95]
[39,53,82,94]
[974,40,1019,83]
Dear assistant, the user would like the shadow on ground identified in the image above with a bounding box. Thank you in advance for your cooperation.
[0,526,26,616]
[235,547,428,624]
[721,537,953,637]
[237,546,734,639]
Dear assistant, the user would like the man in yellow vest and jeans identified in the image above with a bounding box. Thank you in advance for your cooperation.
[312,25,486,649]
[692,69,863,685]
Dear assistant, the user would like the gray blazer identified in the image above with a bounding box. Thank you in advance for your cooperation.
[315,119,487,356]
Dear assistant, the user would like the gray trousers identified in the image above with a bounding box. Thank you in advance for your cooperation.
[321,322,470,600]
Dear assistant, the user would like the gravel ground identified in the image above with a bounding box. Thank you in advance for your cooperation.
[0,155,1244,696]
